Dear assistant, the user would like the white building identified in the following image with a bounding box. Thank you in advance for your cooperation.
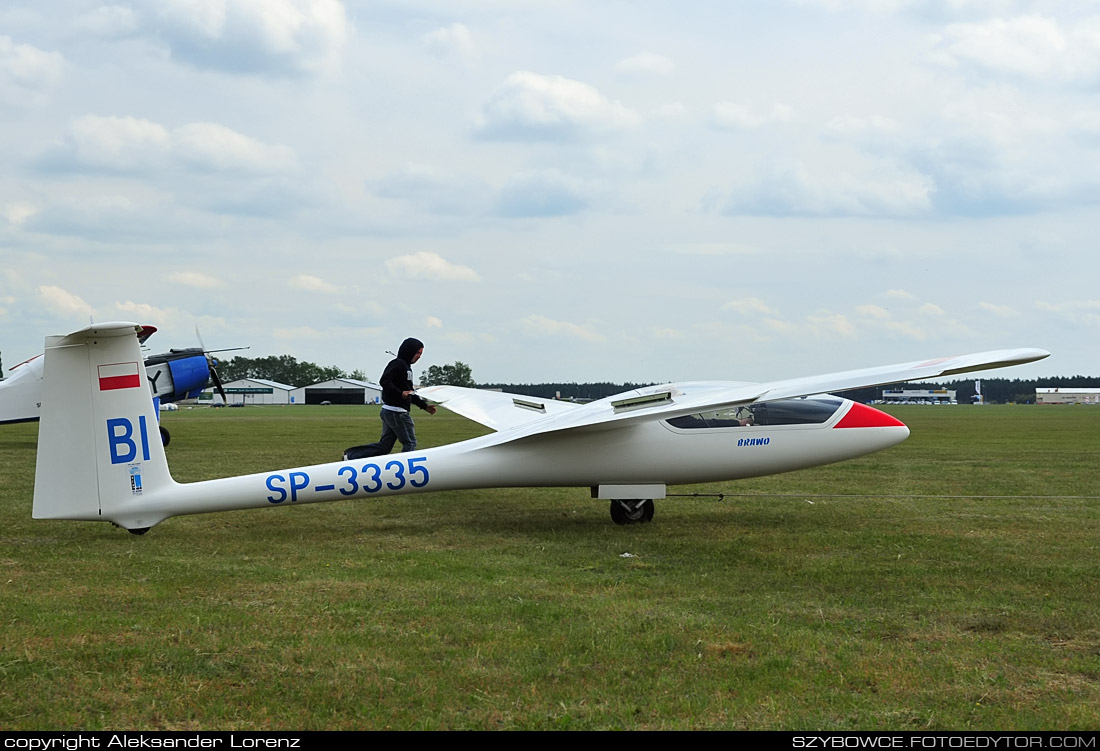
[290,378,383,405]
[1035,388,1100,405]
[212,378,295,405]
[881,388,957,405]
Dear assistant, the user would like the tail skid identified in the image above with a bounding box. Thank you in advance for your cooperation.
[33,322,178,531]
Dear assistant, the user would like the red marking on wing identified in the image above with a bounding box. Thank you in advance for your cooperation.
[9,354,43,371]
[833,402,906,429]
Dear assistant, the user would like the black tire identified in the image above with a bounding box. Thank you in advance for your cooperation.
[159,426,171,447]
[609,499,655,525]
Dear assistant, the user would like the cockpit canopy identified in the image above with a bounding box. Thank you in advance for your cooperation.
[665,395,845,429]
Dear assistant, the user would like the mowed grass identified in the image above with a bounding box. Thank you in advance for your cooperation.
[0,404,1098,730]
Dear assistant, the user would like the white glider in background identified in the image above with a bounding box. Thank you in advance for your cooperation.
[0,353,46,426]
[2,325,231,446]
[31,322,1049,533]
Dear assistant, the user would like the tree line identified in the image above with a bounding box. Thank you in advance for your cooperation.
[476,381,659,401]
[217,355,366,388]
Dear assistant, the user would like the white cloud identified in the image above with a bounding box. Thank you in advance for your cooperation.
[3,202,37,226]
[168,271,225,289]
[806,311,857,338]
[476,71,641,141]
[856,304,892,320]
[723,298,776,316]
[495,169,593,217]
[66,115,171,171]
[385,252,480,282]
[848,296,975,342]
[174,123,298,172]
[1036,299,1100,327]
[833,303,935,342]
[520,314,605,343]
[0,36,64,106]
[76,5,140,37]
[977,301,1018,317]
[422,23,476,61]
[715,158,935,217]
[825,114,901,138]
[116,300,175,322]
[38,286,94,318]
[273,325,349,342]
[614,52,675,77]
[669,242,758,256]
[289,274,343,293]
[371,163,492,215]
[57,115,297,174]
[150,0,350,76]
[22,193,201,244]
[651,327,684,340]
[930,15,1100,84]
[712,102,793,130]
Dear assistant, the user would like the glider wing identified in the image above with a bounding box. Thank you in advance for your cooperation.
[426,347,1049,445]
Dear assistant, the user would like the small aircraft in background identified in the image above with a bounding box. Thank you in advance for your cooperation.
[1,325,230,445]
[30,321,1048,534]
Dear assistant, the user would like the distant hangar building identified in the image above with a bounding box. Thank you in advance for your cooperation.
[215,378,295,405]
[290,378,383,405]
[1035,388,1100,405]
[881,388,957,405]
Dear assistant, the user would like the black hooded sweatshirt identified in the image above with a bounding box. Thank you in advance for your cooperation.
[378,337,429,412]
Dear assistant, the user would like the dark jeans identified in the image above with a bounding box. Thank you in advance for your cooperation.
[361,408,417,456]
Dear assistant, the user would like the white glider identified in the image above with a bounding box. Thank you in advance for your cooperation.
[31,322,1048,533]
[0,353,45,426]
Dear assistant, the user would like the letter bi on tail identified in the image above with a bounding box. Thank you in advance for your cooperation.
[32,322,1049,533]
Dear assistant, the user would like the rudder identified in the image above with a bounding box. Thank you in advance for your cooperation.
[33,322,176,529]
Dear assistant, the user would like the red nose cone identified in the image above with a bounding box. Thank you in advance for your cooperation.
[833,402,907,429]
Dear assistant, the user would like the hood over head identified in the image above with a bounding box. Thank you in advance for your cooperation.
[397,337,424,363]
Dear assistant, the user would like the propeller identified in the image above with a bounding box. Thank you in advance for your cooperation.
[196,326,245,405]
[208,355,228,405]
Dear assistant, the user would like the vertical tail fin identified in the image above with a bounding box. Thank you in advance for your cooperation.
[33,322,176,529]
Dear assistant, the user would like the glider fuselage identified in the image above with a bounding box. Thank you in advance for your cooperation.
[47,390,907,531]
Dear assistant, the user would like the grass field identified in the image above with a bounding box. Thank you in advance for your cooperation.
[1,404,1098,730]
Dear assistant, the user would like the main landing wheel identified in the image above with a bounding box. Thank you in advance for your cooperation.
[610,499,655,525]
[159,426,171,447]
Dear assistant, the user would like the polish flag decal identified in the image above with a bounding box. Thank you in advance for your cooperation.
[98,362,142,391]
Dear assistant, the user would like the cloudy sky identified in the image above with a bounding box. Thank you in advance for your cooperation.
[1,0,1096,385]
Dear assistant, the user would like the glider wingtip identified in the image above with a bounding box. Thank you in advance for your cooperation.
[938,347,1052,378]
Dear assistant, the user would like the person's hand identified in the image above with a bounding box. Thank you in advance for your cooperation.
[426,405,437,415]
